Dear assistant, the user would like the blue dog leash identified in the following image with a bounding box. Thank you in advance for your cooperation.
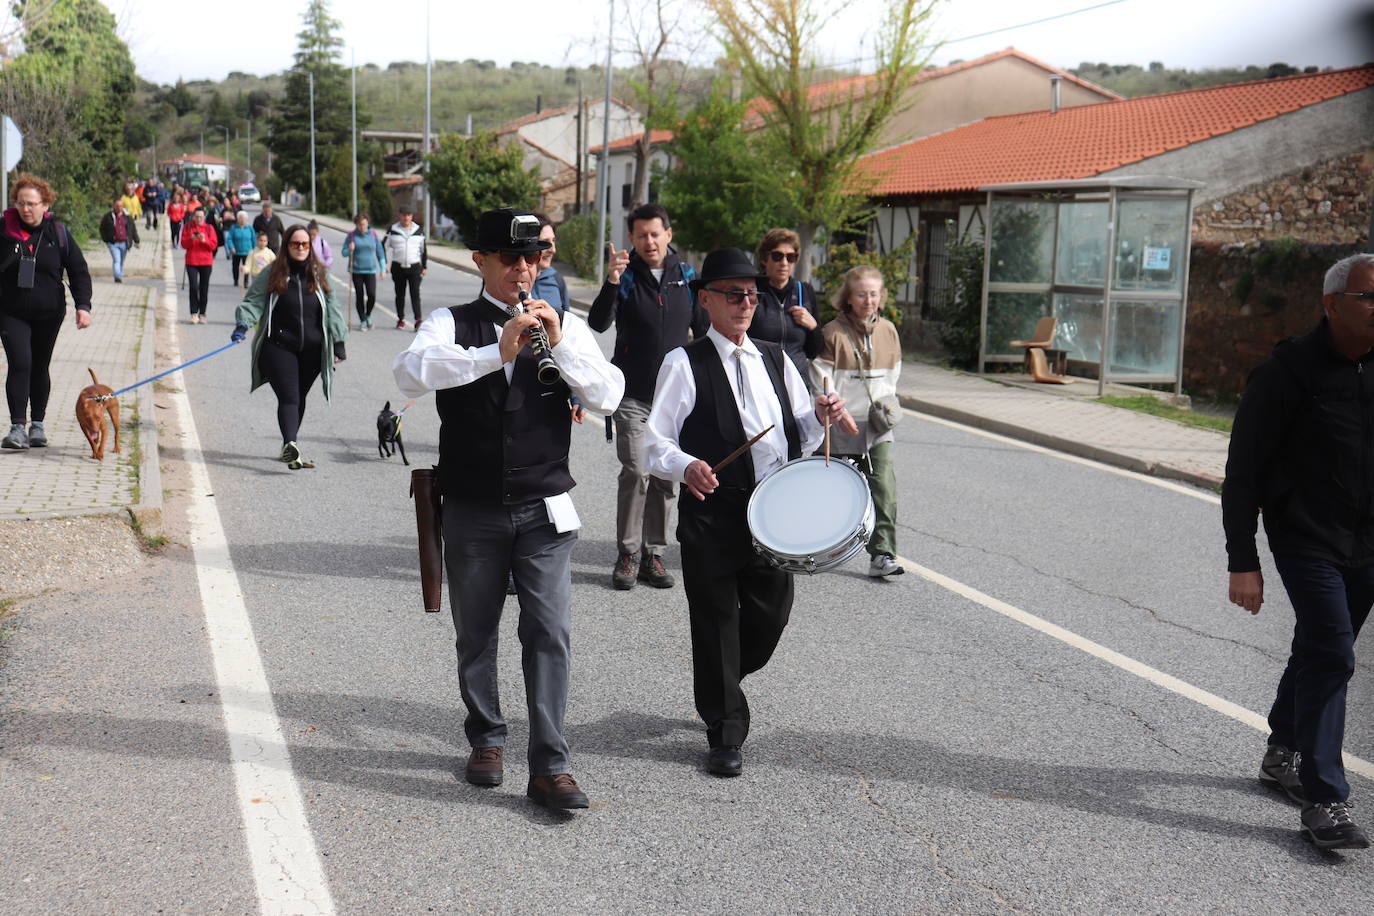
[88,340,242,401]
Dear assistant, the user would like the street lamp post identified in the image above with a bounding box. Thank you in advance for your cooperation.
[596,0,615,285]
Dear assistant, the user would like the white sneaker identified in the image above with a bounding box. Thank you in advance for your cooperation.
[868,554,905,578]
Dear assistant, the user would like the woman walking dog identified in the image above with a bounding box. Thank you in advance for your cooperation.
[232,224,347,469]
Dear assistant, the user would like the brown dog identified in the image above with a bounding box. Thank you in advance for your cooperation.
[75,368,120,460]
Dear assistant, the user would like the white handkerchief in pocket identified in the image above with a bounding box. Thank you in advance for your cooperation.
[544,492,581,533]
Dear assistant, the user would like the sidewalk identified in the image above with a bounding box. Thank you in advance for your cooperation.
[0,230,163,521]
[282,204,1230,490]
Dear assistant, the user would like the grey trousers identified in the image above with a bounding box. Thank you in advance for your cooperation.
[442,497,576,774]
[614,396,675,557]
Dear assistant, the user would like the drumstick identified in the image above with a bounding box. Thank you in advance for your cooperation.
[712,425,775,474]
[823,376,831,466]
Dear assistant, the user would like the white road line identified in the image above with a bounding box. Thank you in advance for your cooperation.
[161,273,335,915]
[906,408,1222,505]
[895,553,1374,782]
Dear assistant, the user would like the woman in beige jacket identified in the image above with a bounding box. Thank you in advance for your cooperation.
[811,266,904,577]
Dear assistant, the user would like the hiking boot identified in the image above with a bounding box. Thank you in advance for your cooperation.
[526,773,589,810]
[1301,801,1371,850]
[26,422,47,448]
[637,553,674,588]
[2,423,29,450]
[612,553,637,590]
[1260,744,1305,805]
[868,553,905,577]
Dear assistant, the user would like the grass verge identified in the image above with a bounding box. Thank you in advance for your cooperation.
[124,507,169,552]
[1096,396,1233,434]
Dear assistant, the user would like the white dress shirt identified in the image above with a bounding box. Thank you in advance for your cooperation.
[645,327,823,486]
[391,292,624,413]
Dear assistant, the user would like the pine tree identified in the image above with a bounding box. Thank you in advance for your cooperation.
[267,0,361,199]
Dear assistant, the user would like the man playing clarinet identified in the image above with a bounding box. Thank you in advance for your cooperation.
[644,248,854,777]
[392,207,623,810]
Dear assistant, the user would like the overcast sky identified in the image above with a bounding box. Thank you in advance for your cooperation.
[104,0,1374,87]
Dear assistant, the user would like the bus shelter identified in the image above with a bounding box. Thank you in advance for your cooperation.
[977,176,1203,394]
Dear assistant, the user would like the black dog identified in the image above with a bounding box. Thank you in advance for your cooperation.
[377,401,409,465]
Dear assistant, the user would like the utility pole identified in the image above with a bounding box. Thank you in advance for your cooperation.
[246,119,252,179]
[423,0,433,232]
[309,70,317,212]
[351,48,358,219]
[574,83,583,216]
[596,0,615,284]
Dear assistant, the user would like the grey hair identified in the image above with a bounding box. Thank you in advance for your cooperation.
[1324,254,1374,295]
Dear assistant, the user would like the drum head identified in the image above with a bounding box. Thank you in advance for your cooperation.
[748,458,871,558]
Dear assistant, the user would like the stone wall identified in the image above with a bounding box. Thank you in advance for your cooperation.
[1182,239,1362,397]
[1193,150,1373,244]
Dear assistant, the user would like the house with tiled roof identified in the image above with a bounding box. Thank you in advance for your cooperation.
[586,129,676,230]
[746,47,1120,150]
[856,65,1374,324]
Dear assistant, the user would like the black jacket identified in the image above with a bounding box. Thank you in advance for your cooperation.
[1222,320,1374,571]
[0,212,92,320]
[98,209,140,246]
[253,213,286,253]
[586,248,707,403]
[750,280,822,382]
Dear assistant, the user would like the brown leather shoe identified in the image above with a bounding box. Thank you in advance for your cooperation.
[612,553,637,590]
[527,773,589,810]
[465,745,504,786]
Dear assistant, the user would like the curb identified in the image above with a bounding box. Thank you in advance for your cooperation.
[899,393,1223,493]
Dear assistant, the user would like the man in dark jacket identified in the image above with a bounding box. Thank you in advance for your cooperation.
[1223,253,1374,850]
[587,203,707,590]
[253,204,286,254]
[97,198,140,283]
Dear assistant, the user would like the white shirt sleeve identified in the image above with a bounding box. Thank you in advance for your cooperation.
[391,307,503,398]
[645,349,699,485]
[550,312,625,415]
[783,354,824,455]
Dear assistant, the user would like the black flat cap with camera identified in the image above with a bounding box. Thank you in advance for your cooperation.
[468,207,551,254]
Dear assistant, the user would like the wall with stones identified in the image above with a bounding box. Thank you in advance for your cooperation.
[1193,150,1373,244]
[1182,239,1362,397]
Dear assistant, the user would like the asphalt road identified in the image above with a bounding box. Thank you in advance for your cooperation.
[2,213,1373,913]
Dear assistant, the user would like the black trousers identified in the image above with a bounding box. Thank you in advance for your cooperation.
[230,255,247,287]
[170,219,183,244]
[679,489,793,748]
[258,337,322,445]
[1,310,64,424]
[391,263,423,320]
[186,264,212,315]
[352,273,377,322]
[1267,554,1374,804]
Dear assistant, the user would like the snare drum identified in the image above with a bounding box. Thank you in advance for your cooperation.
[746,456,874,574]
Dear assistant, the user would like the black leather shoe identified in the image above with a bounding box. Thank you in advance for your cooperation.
[527,773,589,809]
[707,745,743,777]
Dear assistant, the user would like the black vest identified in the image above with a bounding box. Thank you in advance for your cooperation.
[436,299,574,503]
[680,337,801,493]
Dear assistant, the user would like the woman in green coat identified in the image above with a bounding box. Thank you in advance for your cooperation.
[232,223,347,469]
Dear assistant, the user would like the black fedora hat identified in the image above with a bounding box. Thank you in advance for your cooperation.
[689,247,764,292]
[466,207,552,254]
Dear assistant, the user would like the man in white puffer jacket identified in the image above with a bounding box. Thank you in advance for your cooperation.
[386,206,428,329]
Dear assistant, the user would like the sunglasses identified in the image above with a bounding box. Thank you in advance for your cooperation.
[705,287,760,305]
[490,250,541,266]
[287,241,311,250]
[1338,291,1374,301]
[767,250,799,264]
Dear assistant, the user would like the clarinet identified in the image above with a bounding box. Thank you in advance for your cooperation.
[512,290,562,386]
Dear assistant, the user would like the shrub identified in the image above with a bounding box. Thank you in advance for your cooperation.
[940,235,985,369]
[811,237,915,324]
[555,211,610,282]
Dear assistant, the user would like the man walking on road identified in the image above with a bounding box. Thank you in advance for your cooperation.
[392,207,624,811]
[385,206,427,330]
[98,198,139,284]
[587,203,707,590]
[1223,252,1374,851]
[252,203,286,254]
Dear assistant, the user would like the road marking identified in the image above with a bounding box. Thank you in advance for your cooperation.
[161,272,335,915]
[906,409,1221,505]
[895,553,1374,782]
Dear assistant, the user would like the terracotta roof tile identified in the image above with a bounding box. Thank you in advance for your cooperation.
[589,129,675,154]
[860,65,1374,197]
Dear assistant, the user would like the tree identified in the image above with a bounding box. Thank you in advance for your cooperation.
[706,0,937,276]
[267,0,357,197]
[657,84,789,251]
[318,141,393,222]
[426,132,540,242]
[163,78,196,116]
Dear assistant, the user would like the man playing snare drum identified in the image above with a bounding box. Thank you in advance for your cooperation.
[645,248,855,777]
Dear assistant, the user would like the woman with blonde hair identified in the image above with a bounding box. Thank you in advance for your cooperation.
[811,265,904,577]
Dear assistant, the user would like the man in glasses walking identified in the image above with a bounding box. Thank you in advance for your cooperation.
[1224,253,1374,850]
[588,203,709,591]
[392,207,624,810]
